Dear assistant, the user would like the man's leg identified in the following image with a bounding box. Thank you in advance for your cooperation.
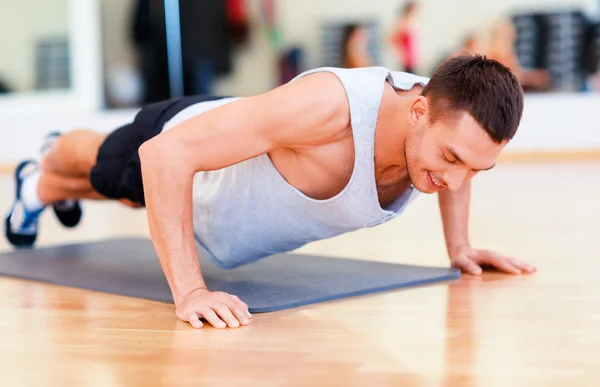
[4,129,117,247]
[40,129,105,178]
[4,95,207,247]
[38,129,142,208]
[38,169,105,203]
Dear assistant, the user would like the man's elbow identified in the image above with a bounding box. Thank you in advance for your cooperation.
[138,135,174,164]
[138,139,151,161]
[138,135,193,176]
[138,138,159,172]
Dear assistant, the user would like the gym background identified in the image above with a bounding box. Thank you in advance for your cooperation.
[0,0,599,164]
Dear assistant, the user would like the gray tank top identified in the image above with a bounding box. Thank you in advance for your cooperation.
[162,66,429,269]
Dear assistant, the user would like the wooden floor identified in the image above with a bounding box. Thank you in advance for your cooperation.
[0,161,598,386]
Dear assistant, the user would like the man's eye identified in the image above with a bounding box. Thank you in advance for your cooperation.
[443,154,457,164]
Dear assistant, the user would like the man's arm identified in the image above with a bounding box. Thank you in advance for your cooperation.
[138,72,350,328]
[438,180,472,261]
[438,180,536,275]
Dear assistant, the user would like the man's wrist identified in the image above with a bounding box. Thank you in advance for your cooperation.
[446,241,471,257]
[168,268,209,304]
[173,284,209,305]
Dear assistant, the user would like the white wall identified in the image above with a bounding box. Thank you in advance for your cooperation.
[0,0,69,91]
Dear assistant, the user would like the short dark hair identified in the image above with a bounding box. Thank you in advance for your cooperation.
[400,1,418,17]
[421,54,524,143]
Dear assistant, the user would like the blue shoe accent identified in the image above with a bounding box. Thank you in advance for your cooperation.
[4,160,45,247]
[39,130,61,156]
[40,131,83,228]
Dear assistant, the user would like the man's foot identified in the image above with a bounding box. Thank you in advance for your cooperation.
[4,160,46,247]
[41,131,82,228]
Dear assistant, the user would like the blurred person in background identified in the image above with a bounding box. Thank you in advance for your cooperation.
[341,24,373,68]
[432,20,549,91]
[390,1,420,73]
[487,19,550,91]
[430,32,489,73]
[458,33,489,56]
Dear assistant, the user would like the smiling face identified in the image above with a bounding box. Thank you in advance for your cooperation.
[401,54,524,193]
[404,97,507,194]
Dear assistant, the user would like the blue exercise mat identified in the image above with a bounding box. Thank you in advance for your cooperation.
[0,238,460,313]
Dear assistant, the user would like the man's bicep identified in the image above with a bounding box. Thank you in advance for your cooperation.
[250,71,351,147]
[155,71,350,171]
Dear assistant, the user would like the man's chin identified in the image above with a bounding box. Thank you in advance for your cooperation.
[413,184,434,194]
[413,172,439,194]
[407,171,429,194]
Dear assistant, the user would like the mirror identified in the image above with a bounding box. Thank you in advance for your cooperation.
[0,0,70,95]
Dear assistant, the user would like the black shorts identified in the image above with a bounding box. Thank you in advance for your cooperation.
[90,95,227,206]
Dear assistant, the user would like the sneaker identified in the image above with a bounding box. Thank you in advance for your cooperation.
[4,160,45,247]
[40,131,82,228]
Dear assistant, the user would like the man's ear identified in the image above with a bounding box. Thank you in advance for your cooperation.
[409,95,429,125]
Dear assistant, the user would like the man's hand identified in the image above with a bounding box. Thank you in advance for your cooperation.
[176,288,252,329]
[437,181,536,276]
[449,244,537,275]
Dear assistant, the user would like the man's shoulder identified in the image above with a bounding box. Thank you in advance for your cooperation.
[291,66,430,91]
[386,70,430,90]
[290,66,390,84]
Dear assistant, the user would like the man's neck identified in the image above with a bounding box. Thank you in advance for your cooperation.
[389,92,416,171]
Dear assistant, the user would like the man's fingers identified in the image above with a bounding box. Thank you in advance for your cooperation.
[230,297,252,325]
[223,296,251,325]
[508,258,537,274]
[227,303,251,326]
[231,295,251,314]
[483,253,521,274]
[213,303,241,328]
[453,257,482,275]
[231,295,252,319]
[187,313,204,329]
[466,250,537,275]
[198,308,227,329]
